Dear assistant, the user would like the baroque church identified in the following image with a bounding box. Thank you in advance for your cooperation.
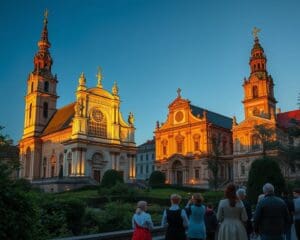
[154,29,300,187]
[19,12,136,189]
[154,89,233,187]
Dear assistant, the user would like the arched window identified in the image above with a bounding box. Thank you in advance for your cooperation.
[176,134,184,153]
[88,109,107,138]
[162,139,168,155]
[252,135,261,151]
[252,86,258,98]
[25,147,31,178]
[222,137,227,155]
[59,153,64,177]
[31,82,34,93]
[92,153,106,183]
[44,81,49,92]
[193,134,200,151]
[253,107,260,116]
[258,63,261,69]
[29,103,32,120]
[67,152,72,176]
[43,102,48,118]
[50,155,56,177]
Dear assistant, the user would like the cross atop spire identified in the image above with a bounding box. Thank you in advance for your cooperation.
[44,9,48,24]
[177,88,181,98]
[252,27,261,40]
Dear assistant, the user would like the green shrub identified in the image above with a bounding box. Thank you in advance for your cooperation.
[149,171,166,187]
[101,169,124,188]
[62,199,86,236]
[247,157,286,203]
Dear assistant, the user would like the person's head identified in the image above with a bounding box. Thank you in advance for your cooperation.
[225,183,237,207]
[192,193,204,205]
[293,188,300,198]
[236,188,247,200]
[136,201,148,214]
[170,194,182,205]
[207,203,214,210]
[262,183,274,195]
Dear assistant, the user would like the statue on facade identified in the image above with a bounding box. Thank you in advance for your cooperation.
[128,112,135,125]
[112,81,119,96]
[75,98,84,117]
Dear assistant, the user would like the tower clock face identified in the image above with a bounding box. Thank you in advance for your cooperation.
[174,111,184,123]
[92,109,104,122]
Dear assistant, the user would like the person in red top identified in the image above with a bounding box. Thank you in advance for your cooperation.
[132,201,153,240]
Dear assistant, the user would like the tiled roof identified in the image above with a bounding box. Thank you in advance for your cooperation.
[190,105,232,129]
[42,103,75,135]
[277,109,300,129]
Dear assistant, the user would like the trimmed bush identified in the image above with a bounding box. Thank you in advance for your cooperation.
[149,171,166,187]
[247,157,286,203]
[101,169,124,188]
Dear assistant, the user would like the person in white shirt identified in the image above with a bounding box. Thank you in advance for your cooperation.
[132,200,153,240]
[161,194,189,240]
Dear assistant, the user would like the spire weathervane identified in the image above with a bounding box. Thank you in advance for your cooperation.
[252,27,261,39]
[96,66,103,88]
[44,9,48,24]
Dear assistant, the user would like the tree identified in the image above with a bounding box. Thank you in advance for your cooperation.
[253,124,277,157]
[247,157,285,203]
[100,169,124,188]
[149,171,166,187]
[206,134,223,190]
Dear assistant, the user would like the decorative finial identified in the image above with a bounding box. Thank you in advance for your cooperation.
[177,88,181,98]
[112,81,119,95]
[77,72,87,91]
[44,9,48,24]
[233,116,237,126]
[96,66,103,88]
[128,112,135,125]
[252,27,261,39]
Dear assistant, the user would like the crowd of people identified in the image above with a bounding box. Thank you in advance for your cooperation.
[131,183,300,240]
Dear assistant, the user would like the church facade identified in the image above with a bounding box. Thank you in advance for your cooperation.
[154,89,233,187]
[232,32,300,184]
[19,13,136,185]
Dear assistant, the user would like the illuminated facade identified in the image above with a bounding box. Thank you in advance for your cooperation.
[154,89,233,187]
[19,12,136,184]
[232,32,300,184]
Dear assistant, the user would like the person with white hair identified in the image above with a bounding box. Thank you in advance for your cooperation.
[236,188,253,239]
[132,200,153,240]
[253,183,289,240]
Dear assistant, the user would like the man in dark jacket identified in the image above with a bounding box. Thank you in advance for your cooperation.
[253,183,289,240]
[281,190,294,240]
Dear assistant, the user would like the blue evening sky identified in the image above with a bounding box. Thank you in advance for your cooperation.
[0,0,299,145]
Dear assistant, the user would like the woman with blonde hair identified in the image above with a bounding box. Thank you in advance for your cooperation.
[132,201,153,240]
[217,183,248,240]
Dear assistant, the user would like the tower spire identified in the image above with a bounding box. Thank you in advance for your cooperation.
[33,9,53,73]
[249,27,267,76]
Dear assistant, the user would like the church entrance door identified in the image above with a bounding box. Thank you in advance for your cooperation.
[176,170,183,185]
[172,160,184,185]
[93,170,101,183]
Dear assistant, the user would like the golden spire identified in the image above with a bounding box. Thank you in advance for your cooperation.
[112,81,119,95]
[252,27,261,39]
[77,72,87,91]
[96,66,103,88]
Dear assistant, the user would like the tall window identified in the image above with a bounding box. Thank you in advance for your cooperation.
[162,139,168,155]
[44,81,49,92]
[67,152,72,176]
[29,103,32,120]
[25,147,31,178]
[252,86,258,98]
[43,102,48,118]
[222,137,227,155]
[195,169,200,179]
[193,134,200,151]
[241,164,246,175]
[252,135,261,151]
[31,82,34,93]
[176,134,184,153]
[88,109,107,138]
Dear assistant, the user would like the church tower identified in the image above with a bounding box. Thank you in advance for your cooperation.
[242,28,277,120]
[23,10,58,138]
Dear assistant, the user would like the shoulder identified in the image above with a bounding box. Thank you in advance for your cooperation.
[218,199,227,206]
